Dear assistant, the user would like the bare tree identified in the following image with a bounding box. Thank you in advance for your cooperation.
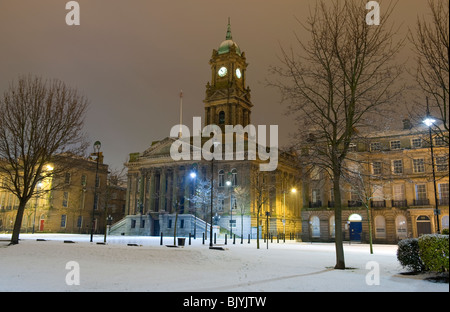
[0,75,88,245]
[409,0,449,141]
[249,166,272,249]
[269,1,402,268]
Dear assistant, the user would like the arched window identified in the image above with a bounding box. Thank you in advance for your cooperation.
[442,215,449,230]
[231,168,237,186]
[395,215,407,239]
[375,215,386,239]
[218,169,224,187]
[310,216,320,238]
[219,111,225,124]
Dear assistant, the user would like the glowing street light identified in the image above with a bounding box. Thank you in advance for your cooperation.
[423,100,440,233]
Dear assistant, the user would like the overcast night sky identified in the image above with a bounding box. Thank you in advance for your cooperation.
[0,0,431,170]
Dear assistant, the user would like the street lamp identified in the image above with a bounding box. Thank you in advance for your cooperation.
[226,180,233,237]
[423,101,440,233]
[209,140,220,248]
[190,170,197,238]
[90,140,101,242]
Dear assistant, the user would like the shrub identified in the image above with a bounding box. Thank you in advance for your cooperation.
[397,238,425,272]
[418,234,449,273]
[442,228,449,235]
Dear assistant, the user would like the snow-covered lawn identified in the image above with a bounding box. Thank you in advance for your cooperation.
[0,233,447,292]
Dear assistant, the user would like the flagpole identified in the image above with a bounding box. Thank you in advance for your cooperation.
[179,90,183,138]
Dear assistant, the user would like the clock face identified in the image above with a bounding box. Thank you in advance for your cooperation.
[236,68,242,78]
[218,66,227,77]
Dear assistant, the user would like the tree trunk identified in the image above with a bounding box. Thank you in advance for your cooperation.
[10,200,27,245]
[333,175,346,269]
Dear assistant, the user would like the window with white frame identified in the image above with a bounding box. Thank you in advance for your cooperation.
[218,169,224,187]
[413,158,425,173]
[392,159,403,174]
[372,161,382,175]
[310,216,320,238]
[415,184,427,200]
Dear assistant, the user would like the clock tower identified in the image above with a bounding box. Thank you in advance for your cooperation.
[204,20,253,130]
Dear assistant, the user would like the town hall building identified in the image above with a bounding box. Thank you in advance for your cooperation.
[109,21,302,240]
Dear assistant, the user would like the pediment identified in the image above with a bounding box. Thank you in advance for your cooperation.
[142,137,177,157]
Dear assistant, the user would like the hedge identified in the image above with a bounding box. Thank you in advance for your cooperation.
[397,235,450,273]
[418,234,449,273]
[397,238,425,272]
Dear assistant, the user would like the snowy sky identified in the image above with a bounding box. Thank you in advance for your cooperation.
[0,0,430,170]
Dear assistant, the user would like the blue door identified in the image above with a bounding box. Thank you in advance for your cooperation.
[349,222,362,241]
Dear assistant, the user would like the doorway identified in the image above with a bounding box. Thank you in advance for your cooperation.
[348,214,362,241]
[416,215,431,236]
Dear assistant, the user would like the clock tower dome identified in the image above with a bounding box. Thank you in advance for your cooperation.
[204,19,253,130]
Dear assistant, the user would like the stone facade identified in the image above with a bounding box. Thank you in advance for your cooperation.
[301,122,449,243]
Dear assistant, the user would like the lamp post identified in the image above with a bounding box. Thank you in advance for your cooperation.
[190,171,197,238]
[90,140,101,243]
[423,101,440,233]
[226,180,233,238]
[209,140,220,248]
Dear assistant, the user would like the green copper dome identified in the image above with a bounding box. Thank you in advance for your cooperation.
[218,20,241,56]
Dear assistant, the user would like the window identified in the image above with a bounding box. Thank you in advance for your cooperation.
[375,216,386,239]
[434,136,445,146]
[348,143,357,152]
[436,156,448,172]
[439,183,449,200]
[390,140,401,150]
[310,167,321,180]
[415,184,427,200]
[180,219,184,229]
[310,216,320,238]
[218,169,224,187]
[370,142,381,151]
[372,185,384,201]
[94,193,99,210]
[396,215,407,239]
[167,219,172,229]
[372,161,382,175]
[231,168,238,186]
[64,172,71,184]
[411,138,422,148]
[219,111,225,124]
[62,192,69,208]
[392,160,403,174]
[81,174,87,186]
[393,184,405,201]
[413,158,425,173]
[77,216,83,228]
[311,189,321,204]
[61,215,67,228]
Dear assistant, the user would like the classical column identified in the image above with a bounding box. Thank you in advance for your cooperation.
[159,169,166,212]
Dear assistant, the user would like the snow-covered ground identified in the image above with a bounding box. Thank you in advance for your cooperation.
[0,233,447,292]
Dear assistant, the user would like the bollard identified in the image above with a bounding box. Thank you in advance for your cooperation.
[233,234,236,244]
[225,234,227,245]
[202,232,205,245]
[214,233,216,244]
[270,234,273,243]
[248,234,250,244]
[189,233,191,245]
[277,234,279,243]
[160,232,163,245]
[241,235,243,244]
